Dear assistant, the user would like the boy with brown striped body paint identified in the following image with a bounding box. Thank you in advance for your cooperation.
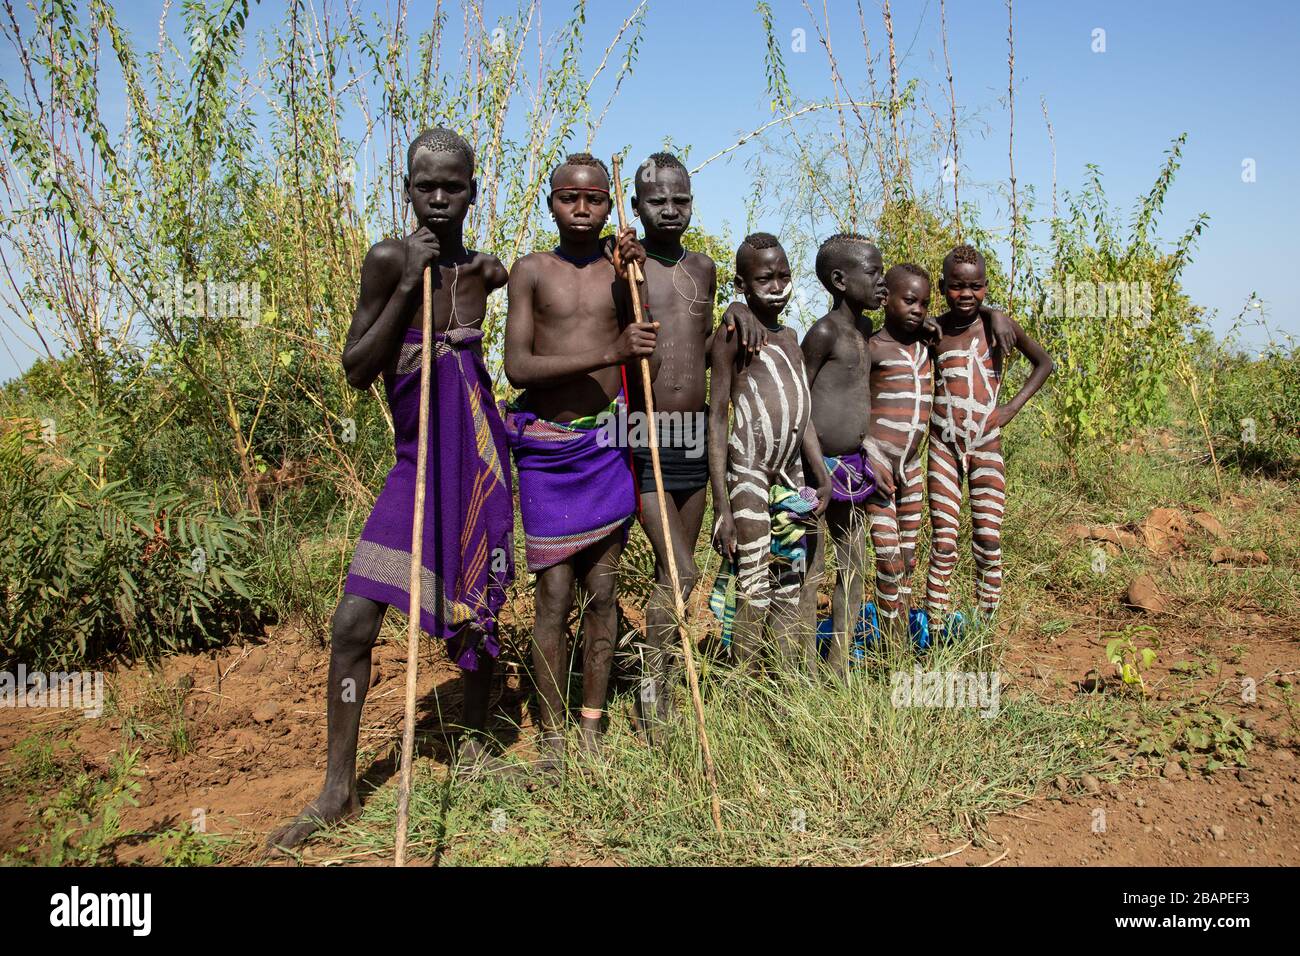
[865,263,934,645]
[924,244,1052,629]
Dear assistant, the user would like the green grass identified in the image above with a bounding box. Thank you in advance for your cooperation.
[305,407,1296,866]
[312,627,1130,866]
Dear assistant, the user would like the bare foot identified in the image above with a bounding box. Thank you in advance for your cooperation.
[265,789,359,855]
[524,733,566,788]
[454,737,531,784]
[576,720,605,759]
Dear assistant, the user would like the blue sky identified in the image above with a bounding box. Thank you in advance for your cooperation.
[2,0,1296,382]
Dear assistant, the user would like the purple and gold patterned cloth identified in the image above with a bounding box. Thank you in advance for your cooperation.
[823,450,876,504]
[344,327,514,670]
[502,392,637,572]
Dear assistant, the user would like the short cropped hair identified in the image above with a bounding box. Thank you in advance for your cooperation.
[815,232,876,291]
[943,243,986,276]
[550,152,610,188]
[885,262,930,291]
[407,128,474,172]
[738,231,781,256]
[635,152,689,190]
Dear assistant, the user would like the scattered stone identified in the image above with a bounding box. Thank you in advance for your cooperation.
[1138,508,1193,555]
[1054,775,1069,792]
[1082,774,1101,794]
[1211,824,1226,842]
[1163,760,1185,781]
[1209,547,1269,567]
[1258,793,1276,808]
[1135,797,1145,808]
[1189,511,1227,539]
[251,700,280,724]
[244,646,268,674]
[1126,574,1167,613]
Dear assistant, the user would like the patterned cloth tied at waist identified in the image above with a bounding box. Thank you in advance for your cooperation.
[344,326,514,671]
[501,391,637,572]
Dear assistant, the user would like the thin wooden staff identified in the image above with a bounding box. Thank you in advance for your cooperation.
[394,264,434,866]
[610,154,723,835]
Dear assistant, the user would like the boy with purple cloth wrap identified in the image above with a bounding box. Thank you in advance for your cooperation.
[268,128,515,852]
[503,152,650,775]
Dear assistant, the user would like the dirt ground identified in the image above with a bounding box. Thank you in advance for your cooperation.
[3,505,1298,867]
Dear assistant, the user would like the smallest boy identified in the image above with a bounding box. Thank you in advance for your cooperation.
[709,233,831,667]
[924,244,1052,630]
[864,264,934,644]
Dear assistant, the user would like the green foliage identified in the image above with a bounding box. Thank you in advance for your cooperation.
[150,824,224,866]
[0,430,262,668]
[1203,342,1300,479]
[1105,625,1161,693]
[1025,136,1208,456]
[10,747,143,866]
[6,732,76,789]
[1132,708,1254,773]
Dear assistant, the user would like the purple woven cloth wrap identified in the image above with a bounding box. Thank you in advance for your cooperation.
[344,326,514,671]
[823,450,877,504]
[501,392,637,572]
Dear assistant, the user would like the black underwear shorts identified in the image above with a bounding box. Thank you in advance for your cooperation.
[630,412,709,494]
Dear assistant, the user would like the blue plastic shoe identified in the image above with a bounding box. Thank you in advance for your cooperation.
[944,610,967,644]
[856,601,881,655]
[910,608,931,651]
[815,617,834,660]
[816,603,881,665]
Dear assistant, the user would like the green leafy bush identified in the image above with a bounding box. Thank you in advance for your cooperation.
[0,430,263,668]
[1205,344,1300,479]
[1026,136,1208,457]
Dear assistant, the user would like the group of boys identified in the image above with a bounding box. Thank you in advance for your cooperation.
[268,128,1052,851]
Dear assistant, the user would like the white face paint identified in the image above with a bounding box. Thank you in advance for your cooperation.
[754,284,792,310]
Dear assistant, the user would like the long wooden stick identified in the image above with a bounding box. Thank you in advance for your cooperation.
[611,155,723,835]
[394,264,434,866]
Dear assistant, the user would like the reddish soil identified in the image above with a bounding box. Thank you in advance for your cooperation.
[2,504,1297,866]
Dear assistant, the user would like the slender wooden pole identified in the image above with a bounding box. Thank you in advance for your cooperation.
[611,155,723,835]
[394,264,434,866]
